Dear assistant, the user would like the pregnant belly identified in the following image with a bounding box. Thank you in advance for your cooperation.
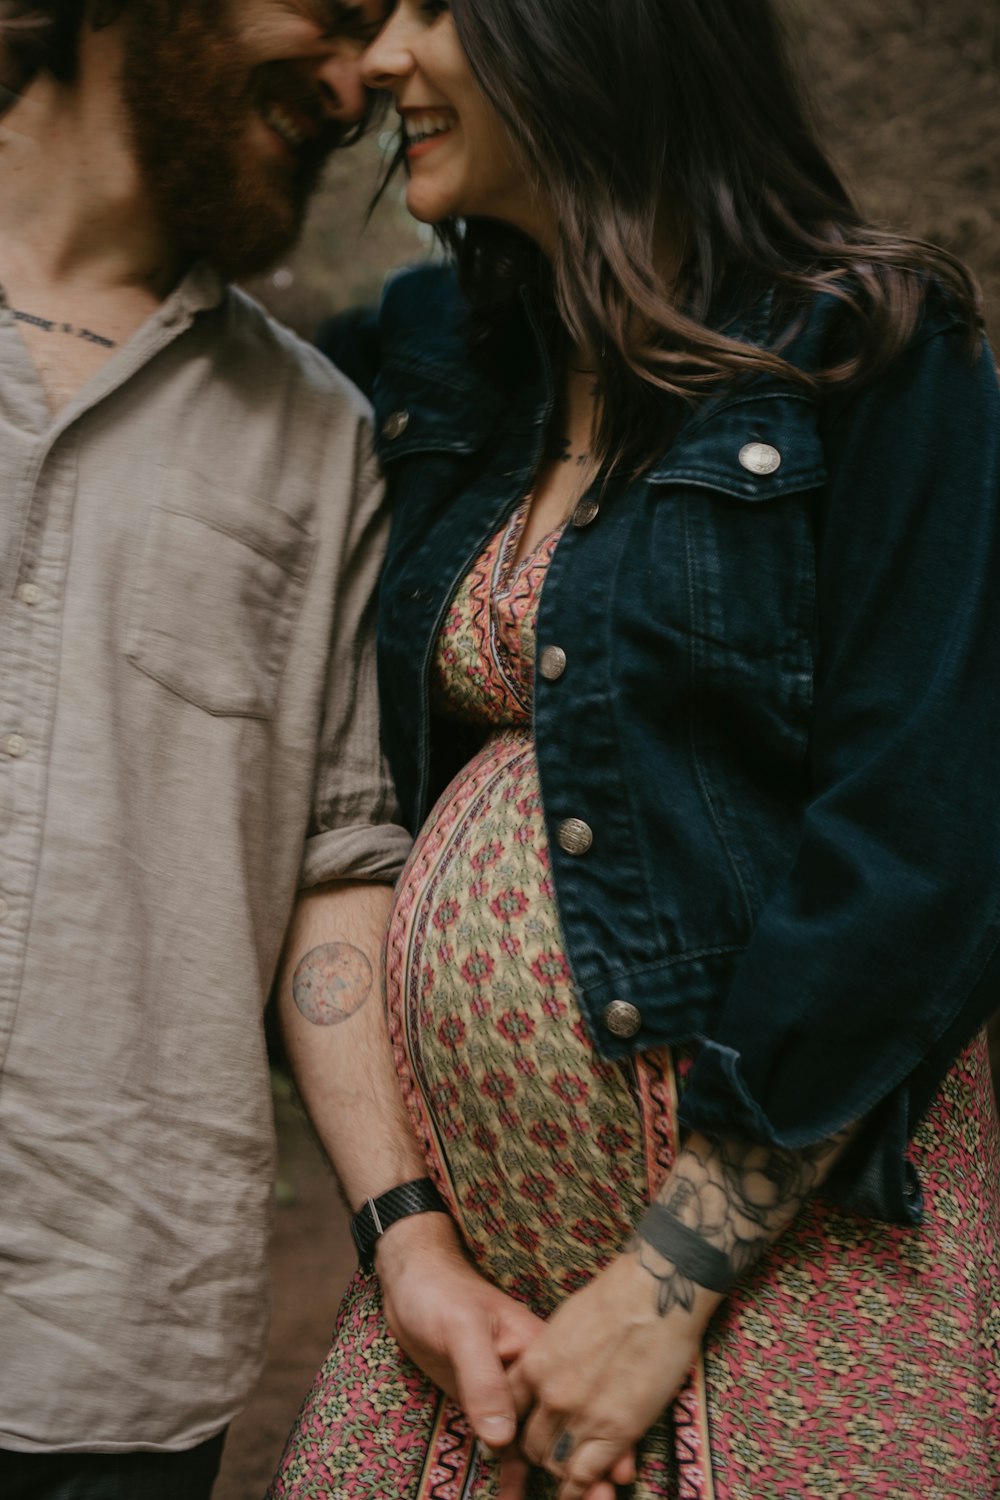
[383,728,649,1302]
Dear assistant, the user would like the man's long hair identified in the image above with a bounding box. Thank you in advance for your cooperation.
[406,0,983,472]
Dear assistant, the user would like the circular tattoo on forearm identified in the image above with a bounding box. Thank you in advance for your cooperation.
[292,943,373,1026]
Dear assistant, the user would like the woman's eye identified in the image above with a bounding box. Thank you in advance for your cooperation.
[421,0,450,18]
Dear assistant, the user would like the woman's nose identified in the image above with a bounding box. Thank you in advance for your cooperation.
[361,11,414,92]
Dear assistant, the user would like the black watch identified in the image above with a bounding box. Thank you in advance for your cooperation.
[350,1177,448,1273]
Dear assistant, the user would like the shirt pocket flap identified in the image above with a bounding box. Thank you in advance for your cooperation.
[648,393,827,501]
[125,475,312,720]
[373,360,497,465]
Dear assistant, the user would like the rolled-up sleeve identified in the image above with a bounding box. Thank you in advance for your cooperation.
[300,435,412,889]
[679,319,1000,1220]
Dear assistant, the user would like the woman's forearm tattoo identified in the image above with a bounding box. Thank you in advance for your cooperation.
[292,943,373,1026]
[631,1129,851,1315]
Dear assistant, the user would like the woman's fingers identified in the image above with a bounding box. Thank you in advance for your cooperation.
[610,1448,638,1486]
[554,1436,635,1500]
[496,1447,530,1500]
[508,1359,640,1498]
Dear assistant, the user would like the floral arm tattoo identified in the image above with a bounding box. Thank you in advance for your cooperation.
[630,1128,853,1316]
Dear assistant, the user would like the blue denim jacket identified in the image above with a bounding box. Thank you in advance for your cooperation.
[370,264,1000,1223]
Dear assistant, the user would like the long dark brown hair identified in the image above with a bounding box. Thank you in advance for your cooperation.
[422,0,983,472]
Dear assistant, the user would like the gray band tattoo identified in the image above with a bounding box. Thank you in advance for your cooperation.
[631,1129,852,1316]
[292,943,373,1026]
[552,1431,575,1465]
[637,1203,738,1294]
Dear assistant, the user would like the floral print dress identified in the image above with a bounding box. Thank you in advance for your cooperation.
[269,502,1000,1500]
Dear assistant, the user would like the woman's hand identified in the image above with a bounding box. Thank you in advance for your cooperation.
[376,1214,628,1500]
[503,1250,716,1500]
[375,1212,545,1456]
[500,1124,857,1499]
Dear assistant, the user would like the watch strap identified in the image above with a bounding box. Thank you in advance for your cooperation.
[350,1177,448,1272]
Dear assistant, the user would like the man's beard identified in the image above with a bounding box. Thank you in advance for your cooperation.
[120,2,348,281]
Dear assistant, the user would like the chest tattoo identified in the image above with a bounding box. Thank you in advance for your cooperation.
[11,307,118,350]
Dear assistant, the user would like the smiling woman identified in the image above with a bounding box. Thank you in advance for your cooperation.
[267,2,1000,1499]
[364,0,529,233]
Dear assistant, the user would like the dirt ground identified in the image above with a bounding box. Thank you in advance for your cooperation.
[215,5,1000,1496]
[213,1078,354,1500]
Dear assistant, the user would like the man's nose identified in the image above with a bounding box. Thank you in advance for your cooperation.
[317,45,368,126]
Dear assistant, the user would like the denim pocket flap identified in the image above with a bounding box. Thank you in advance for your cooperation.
[648,392,827,501]
[374,361,496,464]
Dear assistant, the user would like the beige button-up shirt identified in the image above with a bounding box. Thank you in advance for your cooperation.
[0,266,411,1452]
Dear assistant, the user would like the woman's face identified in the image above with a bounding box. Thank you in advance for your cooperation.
[362,2,551,243]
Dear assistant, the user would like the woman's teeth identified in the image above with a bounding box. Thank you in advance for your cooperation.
[261,103,306,149]
[404,113,455,146]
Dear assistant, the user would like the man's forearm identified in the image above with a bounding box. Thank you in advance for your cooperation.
[278,879,427,1209]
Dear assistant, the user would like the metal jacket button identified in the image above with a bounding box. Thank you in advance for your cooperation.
[539,646,567,681]
[572,498,600,528]
[557,818,593,855]
[382,410,410,441]
[738,441,781,475]
[602,1000,642,1038]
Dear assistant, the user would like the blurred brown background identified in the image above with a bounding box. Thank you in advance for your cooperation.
[216,3,1000,1496]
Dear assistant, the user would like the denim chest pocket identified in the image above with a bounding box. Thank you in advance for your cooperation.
[125,473,312,719]
[648,392,826,663]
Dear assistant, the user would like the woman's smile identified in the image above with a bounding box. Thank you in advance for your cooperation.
[362,2,549,240]
[399,106,459,160]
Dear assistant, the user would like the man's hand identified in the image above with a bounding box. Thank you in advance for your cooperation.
[375,1211,544,1456]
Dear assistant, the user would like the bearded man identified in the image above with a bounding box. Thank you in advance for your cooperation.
[0,4,531,1495]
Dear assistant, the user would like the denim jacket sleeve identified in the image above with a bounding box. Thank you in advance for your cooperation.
[679,318,1000,1217]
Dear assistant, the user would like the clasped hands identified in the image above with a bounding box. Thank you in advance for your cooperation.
[376,1215,710,1500]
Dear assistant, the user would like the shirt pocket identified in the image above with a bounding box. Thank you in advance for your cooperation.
[125,477,312,719]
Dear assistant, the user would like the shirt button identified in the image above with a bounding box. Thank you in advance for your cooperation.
[572,498,600,528]
[557,818,593,855]
[382,410,410,441]
[539,646,567,681]
[602,1000,642,1039]
[4,733,27,758]
[738,441,782,475]
[17,583,41,606]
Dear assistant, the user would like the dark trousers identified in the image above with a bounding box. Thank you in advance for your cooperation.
[0,1431,227,1500]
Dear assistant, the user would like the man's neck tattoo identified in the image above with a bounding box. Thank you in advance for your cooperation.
[10,308,118,351]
